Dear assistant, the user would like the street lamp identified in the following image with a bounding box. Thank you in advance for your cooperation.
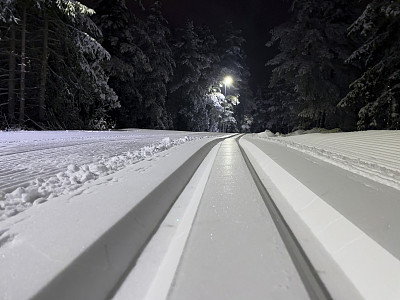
[222,76,233,133]
[223,76,233,95]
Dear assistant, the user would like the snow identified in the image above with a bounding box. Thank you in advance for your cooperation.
[256,130,400,191]
[167,137,309,300]
[0,130,227,300]
[112,141,221,300]
[243,131,400,299]
[256,129,275,138]
[0,129,223,221]
[1,129,400,299]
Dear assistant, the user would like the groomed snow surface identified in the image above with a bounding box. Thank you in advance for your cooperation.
[256,129,400,191]
[242,134,400,300]
[0,130,228,300]
[1,129,399,300]
[0,129,223,221]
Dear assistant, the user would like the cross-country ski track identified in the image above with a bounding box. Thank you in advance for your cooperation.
[1,129,400,300]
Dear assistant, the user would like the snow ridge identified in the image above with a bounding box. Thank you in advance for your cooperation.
[0,134,201,221]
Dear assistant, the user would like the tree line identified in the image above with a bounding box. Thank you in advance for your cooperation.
[252,0,399,133]
[0,0,252,131]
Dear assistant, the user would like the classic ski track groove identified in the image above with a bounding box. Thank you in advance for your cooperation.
[236,135,332,300]
[29,136,230,300]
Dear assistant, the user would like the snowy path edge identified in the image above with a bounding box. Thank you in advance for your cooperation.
[30,137,226,300]
[257,131,400,191]
[0,135,231,300]
[240,137,400,300]
[112,142,221,300]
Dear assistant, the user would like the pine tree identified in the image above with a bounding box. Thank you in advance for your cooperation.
[0,0,17,124]
[0,0,118,129]
[218,22,252,131]
[168,20,251,132]
[267,0,362,130]
[250,87,267,132]
[93,0,149,128]
[169,21,218,131]
[251,81,297,133]
[339,0,400,130]
[137,1,175,129]
[45,0,119,129]
[203,89,224,132]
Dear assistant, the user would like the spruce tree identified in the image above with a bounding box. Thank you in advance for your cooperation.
[218,22,252,131]
[339,0,400,130]
[267,0,362,130]
[0,0,118,129]
[93,0,149,129]
[169,21,217,131]
[137,1,175,129]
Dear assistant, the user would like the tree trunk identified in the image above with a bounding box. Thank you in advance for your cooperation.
[391,97,398,129]
[319,110,326,128]
[19,6,27,125]
[8,22,16,122]
[39,14,49,121]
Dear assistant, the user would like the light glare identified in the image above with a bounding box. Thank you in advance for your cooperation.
[224,76,233,86]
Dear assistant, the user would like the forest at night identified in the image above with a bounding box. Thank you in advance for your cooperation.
[0,0,398,133]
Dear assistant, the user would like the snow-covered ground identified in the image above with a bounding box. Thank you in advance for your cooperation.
[1,129,399,300]
[0,130,227,300]
[255,130,400,191]
[0,129,223,221]
[247,130,400,299]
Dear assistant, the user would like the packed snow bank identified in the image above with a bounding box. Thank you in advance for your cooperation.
[240,137,400,300]
[256,129,275,138]
[255,130,400,191]
[0,130,224,222]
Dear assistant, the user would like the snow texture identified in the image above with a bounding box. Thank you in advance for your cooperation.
[0,132,226,300]
[168,138,309,300]
[256,130,400,191]
[241,136,400,300]
[113,141,221,300]
[0,129,220,222]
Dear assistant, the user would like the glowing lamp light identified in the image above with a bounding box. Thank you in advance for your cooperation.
[224,76,233,86]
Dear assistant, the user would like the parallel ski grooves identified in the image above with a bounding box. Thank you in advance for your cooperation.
[237,136,332,300]
[30,136,230,300]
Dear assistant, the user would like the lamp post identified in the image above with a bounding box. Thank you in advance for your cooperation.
[222,76,233,132]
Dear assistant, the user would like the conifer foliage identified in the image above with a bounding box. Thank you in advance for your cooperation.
[1,0,399,133]
[0,0,251,132]
[262,0,361,132]
[93,0,174,129]
[168,20,219,131]
[339,0,400,130]
[0,0,118,129]
[258,0,399,133]
[169,20,251,132]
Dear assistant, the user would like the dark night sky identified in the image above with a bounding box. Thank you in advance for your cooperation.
[83,0,291,90]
